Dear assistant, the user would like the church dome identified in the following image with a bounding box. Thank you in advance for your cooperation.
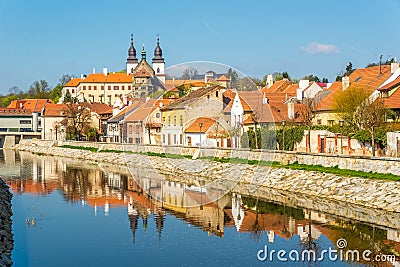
[152,37,164,62]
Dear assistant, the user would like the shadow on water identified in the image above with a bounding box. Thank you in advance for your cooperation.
[0,149,399,266]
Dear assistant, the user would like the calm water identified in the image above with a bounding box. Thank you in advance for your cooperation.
[0,149,399,267]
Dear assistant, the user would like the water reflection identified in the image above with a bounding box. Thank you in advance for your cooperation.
[1,150,399,266]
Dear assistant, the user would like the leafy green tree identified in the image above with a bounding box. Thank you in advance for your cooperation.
[322,77,329,83]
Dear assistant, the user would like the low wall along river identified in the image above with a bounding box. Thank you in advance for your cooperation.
[13,139,400,215]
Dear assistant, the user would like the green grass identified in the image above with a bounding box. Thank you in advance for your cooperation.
[282,161,400,181]
[61,145,98,152]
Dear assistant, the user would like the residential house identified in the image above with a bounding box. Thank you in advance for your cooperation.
[106,99,146,143]
[160,85,225,146]
[314,65,393,126]
[41,103,69,140]
[184,117,229,147]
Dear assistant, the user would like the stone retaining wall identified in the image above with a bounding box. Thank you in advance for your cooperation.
[0,178,13,267]
[14,140,400,214]
[20,139,400,175]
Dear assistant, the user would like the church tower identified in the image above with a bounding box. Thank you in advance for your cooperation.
[126,34,138,75]
[152,35,165,83]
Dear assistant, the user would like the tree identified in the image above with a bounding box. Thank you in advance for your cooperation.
[333,86,387,156]
[298,96,320,152]
[322,77,329,83]
[27,80,50,98]
[180,67,198,80]
[63,102,91,140]
[59,74,73,86]
[301,74,320,82]
[345,62,353,76]
[227,68,239,88]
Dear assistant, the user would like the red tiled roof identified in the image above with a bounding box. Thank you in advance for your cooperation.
[216,75,230,81]
[161,85,222,111]
[379,75,400,91]
[64,78,83,87]
[42,103,69,117]
[81,102,112,115]
[81,73,133,83]
[125,99,157,122]
[8,99,53,112]
[260,79,292,93]
[383,88,400,109]
[184,117,216,133]
[0,108,32,116]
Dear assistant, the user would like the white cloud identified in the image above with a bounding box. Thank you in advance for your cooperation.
[301,42,340,55]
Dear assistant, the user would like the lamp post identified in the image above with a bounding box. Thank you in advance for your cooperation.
[339,120,344,154]
[199,122,203,147]
[282,120,286,151]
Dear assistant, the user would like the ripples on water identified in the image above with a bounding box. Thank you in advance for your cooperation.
[0,149,399,267]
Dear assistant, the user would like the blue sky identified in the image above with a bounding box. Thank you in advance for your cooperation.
[0,0,399,93]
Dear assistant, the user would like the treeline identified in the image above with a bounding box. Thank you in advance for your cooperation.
[0,74,73,107]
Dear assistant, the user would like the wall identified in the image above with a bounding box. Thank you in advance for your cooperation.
[0,178,13,267]
[18,139,400,175]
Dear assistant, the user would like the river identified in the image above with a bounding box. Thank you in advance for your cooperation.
[0,149,399,266]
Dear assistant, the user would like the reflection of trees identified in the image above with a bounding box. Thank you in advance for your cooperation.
[250,197,262,241]
[62,167,104,202]
[327,221,391,266]
[299,210,322,267]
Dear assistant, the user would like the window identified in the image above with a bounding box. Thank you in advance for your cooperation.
[328,120,334,127]
[83,86,86,90]
[156,113,160,118]
[136,125,140,132]
[174,134,177,144]
[174,116,176,126]
[135,138,141,144]
[101,86,104,90]
[162,116,165,123]
[128,86,131,90]
[93,86,97,90]
[72,89,75,93]
[121,86,125,90]
[216,91,219,97]
[317,119,322,125]
[163,134,165,144]
[207,95,210,99]
[157,67,160,73]
[108,86,111,90]
[129,125,132,134]
[88,86,91,90]
[20,120,31,124]
[66,89,69,93]
[180,115,183,126]
[114,86,119,90]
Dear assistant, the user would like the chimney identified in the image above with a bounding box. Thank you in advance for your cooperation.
[80,74,85,79]
[342,76,350,91]
[299,80,309,90]
[93,68,96,74]
[103,67,108,76]
[266,74,273,88]
[391,62,399,74]
[288,102,294,120]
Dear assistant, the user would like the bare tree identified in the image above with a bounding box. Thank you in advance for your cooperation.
[63,102,92,140]
[298,96,319,152]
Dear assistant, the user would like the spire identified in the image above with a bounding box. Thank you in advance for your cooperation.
[152,34,164,63]
[141,44,146,60]
[127,34,138,63]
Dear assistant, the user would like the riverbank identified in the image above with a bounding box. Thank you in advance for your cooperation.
[14,140,400,213]
[0,178,13,267]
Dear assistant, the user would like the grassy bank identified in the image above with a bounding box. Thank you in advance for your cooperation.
[60,145,400,182]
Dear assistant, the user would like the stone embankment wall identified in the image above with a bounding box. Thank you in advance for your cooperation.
[24,139,400,175]
[15,139,400,214]
[0,178,13,267]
